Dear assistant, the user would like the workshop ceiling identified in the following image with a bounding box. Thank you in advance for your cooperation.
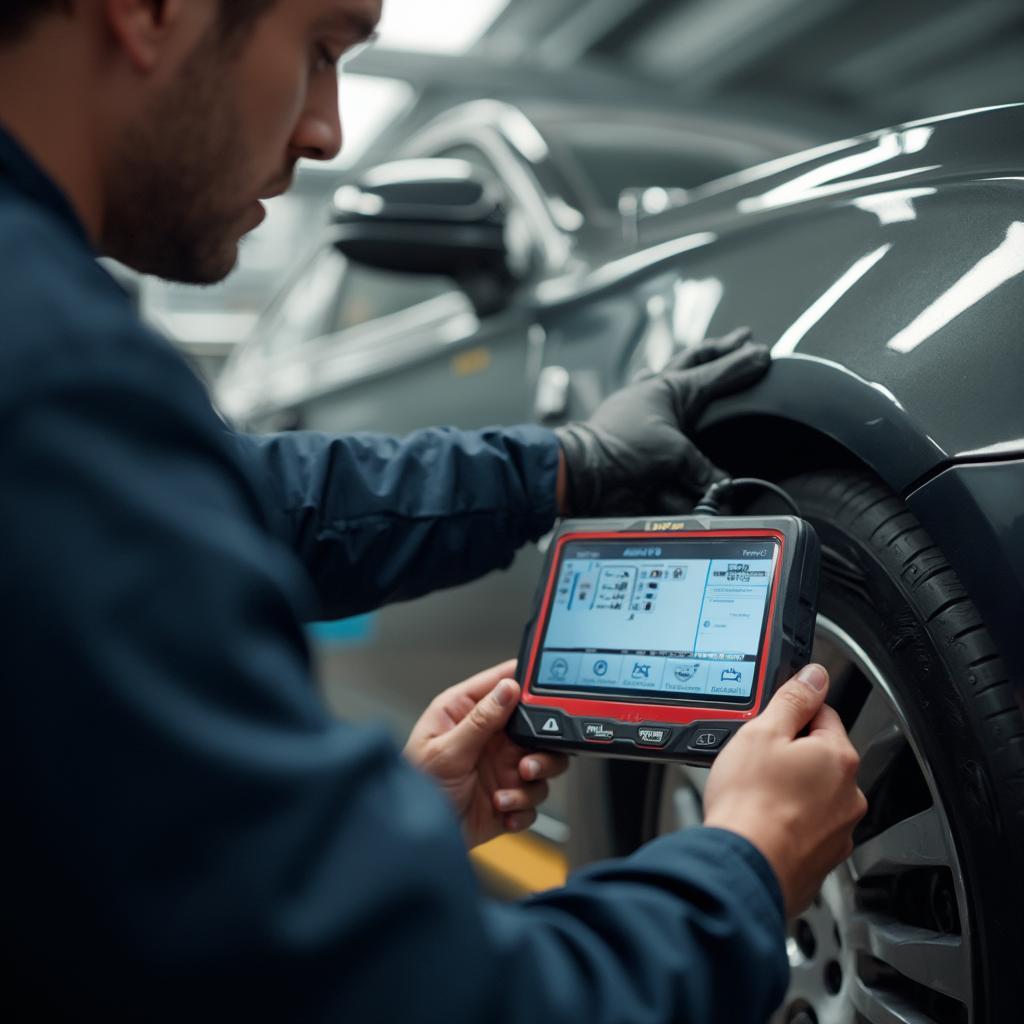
[480,0,1024,132]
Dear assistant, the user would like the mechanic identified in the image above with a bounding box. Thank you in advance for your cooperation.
[0,2,866,1022]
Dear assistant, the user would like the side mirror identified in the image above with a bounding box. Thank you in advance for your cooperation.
[331,159,529,316]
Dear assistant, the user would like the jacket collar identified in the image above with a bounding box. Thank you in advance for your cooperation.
[0,121,92,248]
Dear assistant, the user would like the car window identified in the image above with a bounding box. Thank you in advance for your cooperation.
[264,245,348,358]
[546,120,763,213]
[571,142,737,210]
[330,263,461,334]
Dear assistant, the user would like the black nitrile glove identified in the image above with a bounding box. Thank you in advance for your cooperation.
[555,328,771,515]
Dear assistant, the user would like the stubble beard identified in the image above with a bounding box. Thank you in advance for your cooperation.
[102,33,252,285]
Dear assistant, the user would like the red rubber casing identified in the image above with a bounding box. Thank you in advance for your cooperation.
[507,514,820,765]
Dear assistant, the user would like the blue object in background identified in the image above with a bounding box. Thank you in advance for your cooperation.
[308,614,376,647]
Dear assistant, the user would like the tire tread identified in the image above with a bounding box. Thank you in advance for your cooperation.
[783,470,1023,854]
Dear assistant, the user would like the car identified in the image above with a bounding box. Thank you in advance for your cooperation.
[217,100,1024,1023]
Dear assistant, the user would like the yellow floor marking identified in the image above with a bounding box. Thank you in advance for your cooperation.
[471,832,568,896]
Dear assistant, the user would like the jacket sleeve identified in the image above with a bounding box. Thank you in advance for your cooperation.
[230,426,561,620]
[4,346,787,1023]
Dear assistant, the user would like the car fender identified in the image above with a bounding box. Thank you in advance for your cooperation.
[699,359,1024,686]
[698,353,948,494]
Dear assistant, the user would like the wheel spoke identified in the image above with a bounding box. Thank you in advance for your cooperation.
[668,782,703,831]
[849,687,906,791]
[850,976,940,1024]
[849,912,968,1002]
[788,952,818,980]
[851,807,949,879]
[849,685,898,746]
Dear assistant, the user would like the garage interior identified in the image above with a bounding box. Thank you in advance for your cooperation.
[144,0,1024,376]
[118,7,1024,1020]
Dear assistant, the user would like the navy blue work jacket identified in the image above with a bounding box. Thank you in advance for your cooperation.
[0,124,788,1022]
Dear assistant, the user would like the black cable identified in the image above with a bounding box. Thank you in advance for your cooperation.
[692,477,802,517]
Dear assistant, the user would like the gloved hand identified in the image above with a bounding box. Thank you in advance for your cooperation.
[555,328,770,514]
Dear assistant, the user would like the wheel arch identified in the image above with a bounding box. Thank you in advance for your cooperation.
[694,354,947,498]
[693,355,1024,686]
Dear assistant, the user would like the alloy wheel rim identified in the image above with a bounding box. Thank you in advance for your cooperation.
[655,614,973,1024]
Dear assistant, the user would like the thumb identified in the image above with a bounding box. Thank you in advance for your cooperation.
[444,679,520,763]
[759,664,830,738]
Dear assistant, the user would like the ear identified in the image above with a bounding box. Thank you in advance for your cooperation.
[101,0,190,72]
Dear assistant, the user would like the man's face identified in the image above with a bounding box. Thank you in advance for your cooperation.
[103,0,381,284]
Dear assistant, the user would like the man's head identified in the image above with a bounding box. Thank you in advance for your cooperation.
[0,0,382,283]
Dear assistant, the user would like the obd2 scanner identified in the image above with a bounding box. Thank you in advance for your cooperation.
[509,491,820,766]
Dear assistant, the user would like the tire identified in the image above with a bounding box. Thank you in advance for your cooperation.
[648,470,1024,1024]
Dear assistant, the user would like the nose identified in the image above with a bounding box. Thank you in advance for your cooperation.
[289,71,343,163]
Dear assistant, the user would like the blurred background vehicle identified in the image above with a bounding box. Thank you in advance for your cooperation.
[138,4,1024,1022]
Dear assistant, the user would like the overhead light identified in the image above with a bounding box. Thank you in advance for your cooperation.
[303,74,415,172]
[376,0,510,54]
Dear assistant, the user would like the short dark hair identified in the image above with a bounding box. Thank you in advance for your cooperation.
[0,1,276,45]
[0,0,61,43]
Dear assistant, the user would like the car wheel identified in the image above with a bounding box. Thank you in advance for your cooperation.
[645,471,1024,1023]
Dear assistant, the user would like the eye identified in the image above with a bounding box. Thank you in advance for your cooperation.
[313,44,340,74]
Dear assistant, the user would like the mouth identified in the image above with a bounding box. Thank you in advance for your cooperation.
[258,173,295,201]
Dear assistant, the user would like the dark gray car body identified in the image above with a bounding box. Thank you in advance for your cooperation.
[218,101,1024,734]
[538,102,1024,685]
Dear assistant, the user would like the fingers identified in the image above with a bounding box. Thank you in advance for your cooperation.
[518,751,569,783]
[669,341,772,425]
[444,678,520,763]
[666,328,754,371]
[808,704,862,786]
[419,660,519,736]
[447,659,518,704]
[807,703,848,741]
[491,753,567,823]
[853,786,869,826]
[758,664,830,738]
[502,810,537,834]
[494,780,549,815]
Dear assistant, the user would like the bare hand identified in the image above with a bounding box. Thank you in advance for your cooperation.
[404,660,569,848]
[703,665,867,917]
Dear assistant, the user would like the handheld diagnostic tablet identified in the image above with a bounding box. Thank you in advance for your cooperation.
[508,515,820,765]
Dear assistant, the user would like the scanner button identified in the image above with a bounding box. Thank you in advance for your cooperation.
[635,726,672,748]
[527,710,564,738]
[582,722,616,743]
[687,728,731,752]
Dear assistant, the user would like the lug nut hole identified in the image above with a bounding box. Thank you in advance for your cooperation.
[794,919,817,960]
[824,960,843,996]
